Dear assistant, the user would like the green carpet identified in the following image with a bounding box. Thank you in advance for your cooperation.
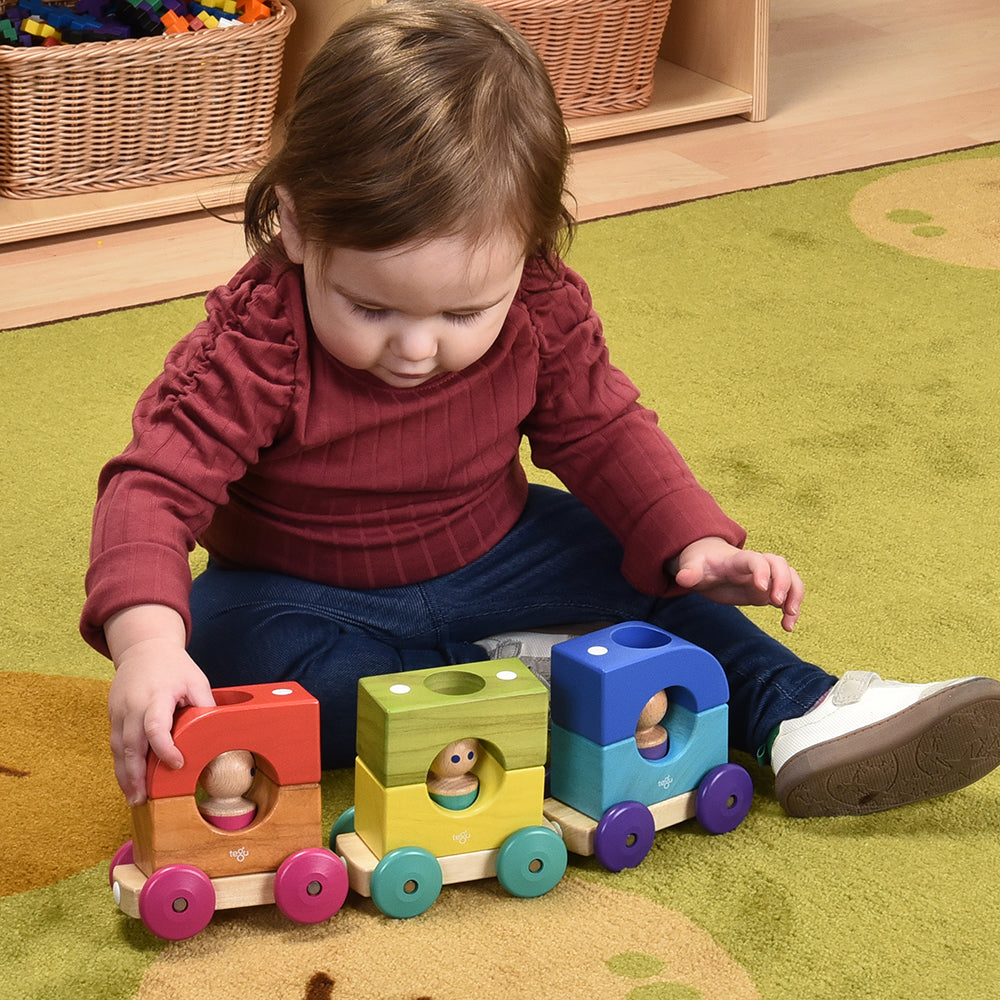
[3,144,1000,999]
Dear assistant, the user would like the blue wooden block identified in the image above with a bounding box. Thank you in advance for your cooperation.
[549,703,729,820]
[550,622,729,747]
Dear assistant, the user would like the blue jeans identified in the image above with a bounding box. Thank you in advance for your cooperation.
[189,484,835,769]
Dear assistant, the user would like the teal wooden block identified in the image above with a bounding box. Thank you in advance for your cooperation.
[551,622,729,747]
[357,659,549,787]
[549,703,729,820]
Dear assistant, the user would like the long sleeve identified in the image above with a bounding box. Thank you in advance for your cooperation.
[81,264,302,655]
[520,264,745,596]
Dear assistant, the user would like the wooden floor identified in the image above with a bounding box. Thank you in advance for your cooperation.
[3,0,998,330]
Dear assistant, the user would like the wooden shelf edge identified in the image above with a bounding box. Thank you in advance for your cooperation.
[0,174,249,246]
[568,60,754,144]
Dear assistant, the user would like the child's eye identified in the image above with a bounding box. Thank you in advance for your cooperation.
[445,311,484,325]
[351,304,390,321]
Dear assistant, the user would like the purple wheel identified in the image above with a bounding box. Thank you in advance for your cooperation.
[695,763,753,834]
[109,840,134,887]
[138,865,216,941]
[274,848,349,924]
[593,801,656,872]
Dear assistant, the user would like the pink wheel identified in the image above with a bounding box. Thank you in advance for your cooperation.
[138,865,216,941]
[273,848,349,924]
[109,840,134,887]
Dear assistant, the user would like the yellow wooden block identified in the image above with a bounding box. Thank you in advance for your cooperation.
[353,750,544,859]
[357,659,549,787]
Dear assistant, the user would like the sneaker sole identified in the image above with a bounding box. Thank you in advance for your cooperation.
[775,677,1000,817]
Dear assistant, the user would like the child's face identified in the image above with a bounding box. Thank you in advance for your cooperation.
[283,216,526,389]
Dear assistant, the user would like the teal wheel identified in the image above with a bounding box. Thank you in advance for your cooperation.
[329,806,355,849]
[370,847,443,918]
[496,826,567,898]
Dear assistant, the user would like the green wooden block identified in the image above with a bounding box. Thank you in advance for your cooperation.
[357,659,549,787]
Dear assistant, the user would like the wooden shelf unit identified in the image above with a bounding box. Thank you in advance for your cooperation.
[569,0,769,144]
[0,0,768,246]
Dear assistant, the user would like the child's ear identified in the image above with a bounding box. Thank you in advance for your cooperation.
[276,186,306,265]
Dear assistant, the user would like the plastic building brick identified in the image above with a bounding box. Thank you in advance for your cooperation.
[160,10,190,32]
[239,0,270,22]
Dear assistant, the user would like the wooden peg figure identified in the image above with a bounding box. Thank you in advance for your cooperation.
[635,690,669,760]
[427,737,481,810]
[197,749,258,830]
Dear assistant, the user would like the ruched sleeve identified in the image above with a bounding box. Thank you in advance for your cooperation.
[520,262,746,596]
[80,260,303,655]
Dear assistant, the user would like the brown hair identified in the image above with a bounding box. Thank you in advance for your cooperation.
[244,0,575,265]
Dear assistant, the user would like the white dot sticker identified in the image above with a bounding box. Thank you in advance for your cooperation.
[587,645,609,656]
[271,687,294,696]
[496,670,518,681]
[389,684,411,695]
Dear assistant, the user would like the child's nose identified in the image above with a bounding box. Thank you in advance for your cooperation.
[390,324,437,361]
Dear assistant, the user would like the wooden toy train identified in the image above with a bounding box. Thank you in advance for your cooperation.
[109,621,753,939]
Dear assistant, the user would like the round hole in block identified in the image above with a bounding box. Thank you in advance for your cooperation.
[423,671,487,697]
[587,645,609,656]
[213,689,254,706]
[271,687,294,696]
[389,684,411,695]
[496,669,518,681]
[195,749,268,832]
[610,624,672,650]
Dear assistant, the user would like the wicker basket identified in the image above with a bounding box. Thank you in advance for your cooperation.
[476,0,672,119]
[0,0,295,198]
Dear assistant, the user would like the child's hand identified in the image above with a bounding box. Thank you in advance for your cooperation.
[105,606,215,806]
[670,536,803,632]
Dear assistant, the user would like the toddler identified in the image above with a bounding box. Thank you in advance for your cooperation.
[82,0,1000,818]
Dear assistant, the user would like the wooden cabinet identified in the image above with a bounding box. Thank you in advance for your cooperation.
[568,0,769,143]
[0,0,768,244]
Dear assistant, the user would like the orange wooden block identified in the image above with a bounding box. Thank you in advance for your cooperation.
[132,776,323,878]
[145,682,320,799]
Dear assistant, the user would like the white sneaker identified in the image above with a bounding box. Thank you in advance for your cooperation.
[772,671,1000,817]
[476,630,577,687]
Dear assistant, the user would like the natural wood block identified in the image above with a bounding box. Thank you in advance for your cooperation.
[543,791,697,856]
[112,862,279,917]
[335,832,501,898]
[132,779,322,878]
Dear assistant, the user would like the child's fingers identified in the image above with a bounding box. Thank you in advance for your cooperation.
[771,558,804,631]
[112,718,151,807]
[145,701,185,773]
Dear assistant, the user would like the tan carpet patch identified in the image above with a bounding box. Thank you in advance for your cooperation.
[136,877,759,1000]
[850,157,1000,269]
[0,672,130,895]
